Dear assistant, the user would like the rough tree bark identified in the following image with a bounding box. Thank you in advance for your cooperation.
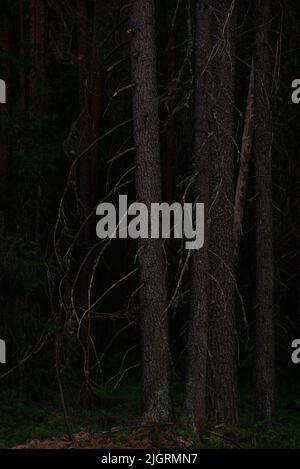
[130,0,172,422]
[182,0,211,433]
[253,0,275,421]
[206,0,238,424]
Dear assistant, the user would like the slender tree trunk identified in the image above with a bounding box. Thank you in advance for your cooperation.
[207,0,238,424]
[253,0,275,421]
[19,0,26,112]
[77,0,93,397]
[78,0,90,254]
[29,0,45,242]
[119,0,130,59]
[89,0,104,203]
[182,0,211,433]
[77,0,104,397]
[130,0,171,422]
[78,0,90,395]
[29,0,45,105]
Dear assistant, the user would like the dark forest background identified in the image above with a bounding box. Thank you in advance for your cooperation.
[0,0,300,449]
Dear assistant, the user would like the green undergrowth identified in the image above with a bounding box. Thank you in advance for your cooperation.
[0,381,299,448]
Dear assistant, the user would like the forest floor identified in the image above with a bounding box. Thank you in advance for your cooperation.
[14,425,198,449]
[1,381,300,449]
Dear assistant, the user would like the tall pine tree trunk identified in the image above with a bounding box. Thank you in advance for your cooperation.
[207,0,238,424]
[253,0,275,421]
[130,0,171,422]
[182,0,211,432]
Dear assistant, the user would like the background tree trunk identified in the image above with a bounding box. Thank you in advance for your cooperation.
[253,0,275,421]
[130,0,171,422]
[89,0,104,203]
[182,0,211,433]
[0,13,10,281]
[29,0,46,243]
[77,0,102,398]
[29,0,46,105]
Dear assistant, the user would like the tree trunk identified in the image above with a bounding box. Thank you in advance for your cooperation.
[165,25,176,205]
[89,0,104,203]
[130,0,171,422]
[206,0,238,424]
[0,14,10,246]
[19,0,26,112]
[77,0,99,397]
[29,0,45,242]
[182,0,211,433]
[29,0,46,104]
[253,0,275,421]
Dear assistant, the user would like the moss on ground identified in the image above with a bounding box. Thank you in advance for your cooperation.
[0,382,299,448]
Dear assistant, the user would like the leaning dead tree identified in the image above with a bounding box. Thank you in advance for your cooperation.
[234,61,255,263]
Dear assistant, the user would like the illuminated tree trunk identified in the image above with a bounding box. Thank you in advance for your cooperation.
[207,0,238,424]
[130,0,171,422]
